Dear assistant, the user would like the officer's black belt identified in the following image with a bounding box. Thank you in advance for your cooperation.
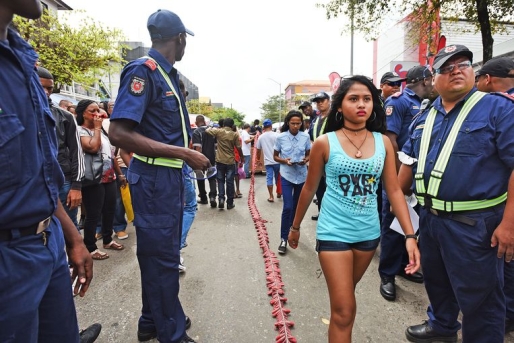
[426,203,505,227]
[0,217,51,242]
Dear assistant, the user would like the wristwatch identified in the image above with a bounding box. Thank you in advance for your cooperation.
[405,234,418,242]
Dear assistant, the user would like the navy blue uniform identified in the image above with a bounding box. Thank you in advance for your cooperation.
[402,89,514,342]
[111,48,191,343]
[379,88,422,279]
[0,29,79,342]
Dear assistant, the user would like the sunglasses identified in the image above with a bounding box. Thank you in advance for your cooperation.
[435,61,472,75]
[184,166,217,180]
[386,81,402,87]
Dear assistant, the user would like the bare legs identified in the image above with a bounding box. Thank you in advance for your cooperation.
[319,249,376,343]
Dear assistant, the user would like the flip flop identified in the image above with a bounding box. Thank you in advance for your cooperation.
[235,193,243,198]
[90,249,109,260]
[267,198,274,203]
[103,241,125,250]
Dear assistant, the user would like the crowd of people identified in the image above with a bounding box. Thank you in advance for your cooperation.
[2,1,514,342]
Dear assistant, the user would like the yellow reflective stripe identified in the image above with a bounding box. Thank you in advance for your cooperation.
[415,107,437,195]
[142,56,188,149]
[416,192,507,212]
[426,91,486,196]
[133,153,183,168]
[313,116,327,140]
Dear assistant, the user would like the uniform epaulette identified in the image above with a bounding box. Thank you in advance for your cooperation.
[490,91,514,102]
[391,92,402,98]
[143,59,157,71]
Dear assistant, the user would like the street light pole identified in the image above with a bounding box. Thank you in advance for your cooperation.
[268,78,282,125]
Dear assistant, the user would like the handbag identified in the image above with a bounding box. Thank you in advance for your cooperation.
[237,165,246,179]
[82,151,103,187]
[120,184,134,222]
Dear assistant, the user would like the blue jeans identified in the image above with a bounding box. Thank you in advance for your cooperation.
[113,166,128,233]
[216,162,235,205]
[243,155,251,178]
[181,167,197,249]
[58,180,79,229]
[265,164,280,186]
[280,176,304,240]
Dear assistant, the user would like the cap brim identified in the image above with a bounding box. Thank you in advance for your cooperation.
[433,51,473,69]
[185,28,195,36]
[383,77,405,83]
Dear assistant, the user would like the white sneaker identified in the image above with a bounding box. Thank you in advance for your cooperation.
[179,255,186,273]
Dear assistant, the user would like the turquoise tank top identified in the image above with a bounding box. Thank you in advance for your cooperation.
[317,131,386,243]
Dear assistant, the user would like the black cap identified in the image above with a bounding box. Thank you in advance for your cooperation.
[298,101,311,109]
[311,92,330,102]
[476,57,514,78]
[405,65,433,84]
[433,45,473,70]
[380,72,405,84]
[147,9,194,41]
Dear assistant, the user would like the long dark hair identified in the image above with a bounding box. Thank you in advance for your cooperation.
[325,75,386,134]
[280,110,304,133]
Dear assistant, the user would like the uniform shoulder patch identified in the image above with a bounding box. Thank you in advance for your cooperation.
[129,76,146,96]
[391,92,402,98]
[491,91,514,101]
[143,59,157,71]
[385,105,394,116]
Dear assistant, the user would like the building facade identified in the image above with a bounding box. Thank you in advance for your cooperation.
[284,80,331,109]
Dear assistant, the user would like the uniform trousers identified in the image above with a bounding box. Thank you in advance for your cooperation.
[127,161,187,343]
[419,206,505,342]
[0,218,79,342]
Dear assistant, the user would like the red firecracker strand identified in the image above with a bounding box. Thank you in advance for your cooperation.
[248,132,297,343]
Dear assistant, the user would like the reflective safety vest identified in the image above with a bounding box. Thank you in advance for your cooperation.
[133,56,188,169]
[415,91,507,211]
[312,115,327,140]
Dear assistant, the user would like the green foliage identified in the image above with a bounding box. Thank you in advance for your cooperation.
[13,9,126,86]
[186,99,213,116]
[260,94,286,123]
[317,0,514,61]
[210,107,246,127]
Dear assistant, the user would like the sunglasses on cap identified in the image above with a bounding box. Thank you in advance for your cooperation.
[341,75,373,82]
[184,166,217,180]
[386,81,402,87]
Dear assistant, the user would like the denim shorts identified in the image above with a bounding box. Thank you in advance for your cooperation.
[316,238,380,252]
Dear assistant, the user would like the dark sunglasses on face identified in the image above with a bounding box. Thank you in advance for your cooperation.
[386,81,402,87]
[435,61,472,75]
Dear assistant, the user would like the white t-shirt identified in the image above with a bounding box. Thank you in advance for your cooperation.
[241,130,252,156]
[256,130,279,165]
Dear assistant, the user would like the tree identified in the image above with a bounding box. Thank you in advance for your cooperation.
[186,99,214,117]
[210,108,246,127]
[260,94,286,123]
[13,9,126,87]
[318,0,514,63]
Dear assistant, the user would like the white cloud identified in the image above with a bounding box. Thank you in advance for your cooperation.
[64,0,375,120]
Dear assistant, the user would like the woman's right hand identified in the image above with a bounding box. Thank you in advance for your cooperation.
[93,115,103,130]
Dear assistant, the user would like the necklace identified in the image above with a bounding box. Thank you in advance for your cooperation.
[343,125,367,136]
[342,129,368,158]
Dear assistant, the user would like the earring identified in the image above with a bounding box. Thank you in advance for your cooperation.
[369,112,376,122]
[336,111,342,121]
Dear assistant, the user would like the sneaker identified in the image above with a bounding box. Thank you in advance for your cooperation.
[198,198,208,205]
[227,203,235,210]
[210,197,217,208]
[95,233,102,241]
[218,200,225,209]
[116,231,128,240]
[179,255,186,273]
[278,239,287,254]
[79,323,102,343]
[179,334,197,343]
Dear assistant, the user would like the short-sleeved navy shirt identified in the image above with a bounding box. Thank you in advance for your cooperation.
[110,48,191,147]
[402,88,514,202]
[0,29,63,229]
[384,88,421,150]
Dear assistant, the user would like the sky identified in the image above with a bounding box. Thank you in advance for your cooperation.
[64,0,380,121]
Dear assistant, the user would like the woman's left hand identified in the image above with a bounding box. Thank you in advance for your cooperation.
[119,175,128,187]
[404,239,421,274]
[288,230,300,249]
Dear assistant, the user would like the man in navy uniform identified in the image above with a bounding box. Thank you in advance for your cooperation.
[109,9,210,343]
[399,44,514,343]
[0,1,93,342]
[379,71,405,102]
[379,65,433,301]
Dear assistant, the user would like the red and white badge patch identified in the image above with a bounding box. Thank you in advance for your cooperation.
[385,106,394,116]
[129,76,146,96]
[444,45,457,53]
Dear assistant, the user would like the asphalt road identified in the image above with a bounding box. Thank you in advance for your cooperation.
[75,174,514,343]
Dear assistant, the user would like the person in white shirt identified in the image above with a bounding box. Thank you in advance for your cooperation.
[240,123,254,178]
[256,119,280,202]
